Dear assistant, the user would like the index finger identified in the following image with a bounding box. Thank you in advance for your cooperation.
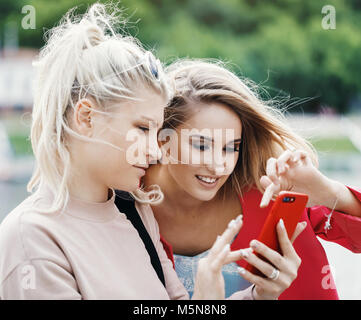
[208,215,243,259]
[260,183,279,208]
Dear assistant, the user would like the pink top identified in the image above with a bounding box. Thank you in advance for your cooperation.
[0,186,253,300]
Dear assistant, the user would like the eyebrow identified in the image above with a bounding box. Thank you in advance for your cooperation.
[139,115,160,127]
[190,134,242,144]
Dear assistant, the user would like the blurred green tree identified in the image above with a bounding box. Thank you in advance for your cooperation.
[1,0,360,113]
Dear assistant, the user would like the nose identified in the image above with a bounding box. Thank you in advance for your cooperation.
[147,141,162,164]
[206,152,226,175]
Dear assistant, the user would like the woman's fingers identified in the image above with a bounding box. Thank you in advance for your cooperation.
[276,150,293,174]
[237,266,275,293]
[260,175,272,190]
[276,219,304,264]
[292,150,312,166]
[244,220,306,273]
[224,248,251,265]
[240,248,279,278]
[247,240,286,271]
[290,221,307,243]
[208,215,243,260]
[210,244,230,272]
[238,216,305,300]
[260,181,280,208]
[266,157,280,186]
[260,149,313,208]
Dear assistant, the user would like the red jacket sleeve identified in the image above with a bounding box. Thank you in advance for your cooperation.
[307,185,361,253]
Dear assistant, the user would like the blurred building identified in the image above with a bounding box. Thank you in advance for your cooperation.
[0,48,37,112]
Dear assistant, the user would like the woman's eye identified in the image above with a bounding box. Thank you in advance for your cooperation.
[138,126,150,132]
[192,143,209,151]
[224,145,241,153]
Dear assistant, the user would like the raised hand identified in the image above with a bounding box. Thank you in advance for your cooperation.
[259,149,329,208]
[192,215,243,300]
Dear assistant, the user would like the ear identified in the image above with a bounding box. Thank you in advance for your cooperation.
[73,99,95,136]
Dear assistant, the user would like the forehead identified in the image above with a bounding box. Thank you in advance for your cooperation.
[181,101,242,136]
[118,89,167,125]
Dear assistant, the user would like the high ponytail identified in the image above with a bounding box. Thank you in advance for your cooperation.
[28,3,169,212]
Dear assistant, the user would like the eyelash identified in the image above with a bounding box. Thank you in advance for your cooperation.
[193,144,209,151]
[192,143,241,152]
[138,126,150,132]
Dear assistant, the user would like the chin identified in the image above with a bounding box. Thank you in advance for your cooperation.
[112,177,140,192]
[192,190,218,202]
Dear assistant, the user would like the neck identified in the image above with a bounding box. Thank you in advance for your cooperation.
[68,166,110,203]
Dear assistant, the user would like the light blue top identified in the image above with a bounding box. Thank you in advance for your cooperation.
[174,250,252,298]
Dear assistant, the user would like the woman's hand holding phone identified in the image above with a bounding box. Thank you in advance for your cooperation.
[237,219,307,300]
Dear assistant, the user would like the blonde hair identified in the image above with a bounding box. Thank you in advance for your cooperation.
[28,3,168,212]
[164,59,319,199]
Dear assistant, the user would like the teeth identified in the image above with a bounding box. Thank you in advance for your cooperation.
[196,175,218,184]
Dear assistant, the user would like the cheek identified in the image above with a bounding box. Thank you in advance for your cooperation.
[178,141,190,163]
[225,153,240,172]
[118,130,148,165]
[169,164,195,185]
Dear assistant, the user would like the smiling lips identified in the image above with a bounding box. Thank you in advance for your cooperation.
[195,174,220,186]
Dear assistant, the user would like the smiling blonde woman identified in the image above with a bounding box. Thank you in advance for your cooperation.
[0,4,254,300]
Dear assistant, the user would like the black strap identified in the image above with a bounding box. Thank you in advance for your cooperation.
[114,190,166,287]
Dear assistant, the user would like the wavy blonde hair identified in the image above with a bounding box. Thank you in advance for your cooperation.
[28,3,168,212]
[164,59,318,199]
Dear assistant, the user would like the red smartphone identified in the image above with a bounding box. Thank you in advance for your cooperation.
[245,191,308,277]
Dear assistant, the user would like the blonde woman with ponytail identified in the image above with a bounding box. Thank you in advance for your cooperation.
[141,59,361,300]
[0,5,252,300]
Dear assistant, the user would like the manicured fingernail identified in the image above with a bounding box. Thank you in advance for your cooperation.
[279,218,285,229]
[237,267,246,275]
[228,219,236,228]
[250,240,258,249]
[240,249,249,258]
[236,214,243,223]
